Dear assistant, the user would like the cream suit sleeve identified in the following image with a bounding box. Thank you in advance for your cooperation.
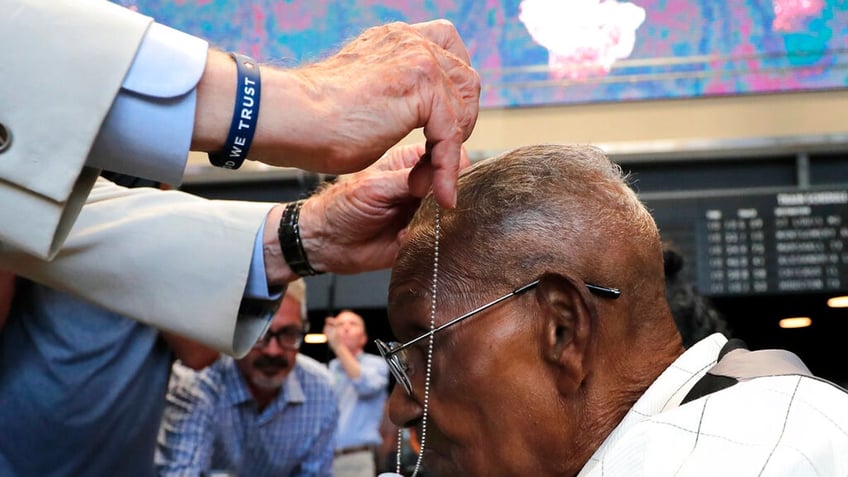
[0,177,277,356]
[0,0,154,260]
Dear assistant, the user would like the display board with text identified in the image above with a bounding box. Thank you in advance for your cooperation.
[647,189,848,297]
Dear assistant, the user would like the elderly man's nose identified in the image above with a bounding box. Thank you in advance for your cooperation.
[388,386,424,428]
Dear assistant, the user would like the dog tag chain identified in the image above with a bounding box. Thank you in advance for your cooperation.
[380,205,440,477]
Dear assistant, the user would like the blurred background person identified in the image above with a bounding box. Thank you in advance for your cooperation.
[324,309,389,477]
[156,279,337,477]
[0,173,217,477]
[663,242,731,347]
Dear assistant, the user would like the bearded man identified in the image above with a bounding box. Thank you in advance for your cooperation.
[156,279,337,476]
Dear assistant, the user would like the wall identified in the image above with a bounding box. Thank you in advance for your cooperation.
[400,89,848,159]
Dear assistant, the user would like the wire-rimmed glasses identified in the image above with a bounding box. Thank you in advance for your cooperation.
[375,277,621,396]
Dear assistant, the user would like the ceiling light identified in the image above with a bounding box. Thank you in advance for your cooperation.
[779,317,812,329]
[827,296,848,308]
[304,333,328,344]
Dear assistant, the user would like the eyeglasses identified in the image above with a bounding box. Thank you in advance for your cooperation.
[255,325,308,350]
[375,278,621,396]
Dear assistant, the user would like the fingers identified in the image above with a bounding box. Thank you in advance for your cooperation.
[417,73,464,208]
[370,143,428,173]
[407,144,458,208]
[414,28,480,144]
[407,144,474,208]
[411,19,471,65]
[411,21,479,208]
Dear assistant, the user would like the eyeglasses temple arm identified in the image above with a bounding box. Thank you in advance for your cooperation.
[392,279,542,353]
[585,283,621,299]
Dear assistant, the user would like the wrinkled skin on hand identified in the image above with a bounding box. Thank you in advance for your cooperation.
[288,20,480,208]
[299,143,470,275]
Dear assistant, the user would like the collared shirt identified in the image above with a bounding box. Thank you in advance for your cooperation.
[578,333,848,476]
[329,352,389,449]
[156,355,338,477]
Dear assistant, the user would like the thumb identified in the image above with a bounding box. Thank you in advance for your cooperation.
[361,168,415,204]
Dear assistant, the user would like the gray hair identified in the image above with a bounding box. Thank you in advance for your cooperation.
[285,278,309,324]
[395,144,662,302]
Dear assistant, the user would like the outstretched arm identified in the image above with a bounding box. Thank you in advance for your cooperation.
[193,20,480,209]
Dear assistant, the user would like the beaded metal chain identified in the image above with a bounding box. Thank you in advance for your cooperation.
[386,206,440,477]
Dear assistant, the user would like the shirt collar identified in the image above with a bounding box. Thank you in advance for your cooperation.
[578,333,728,475]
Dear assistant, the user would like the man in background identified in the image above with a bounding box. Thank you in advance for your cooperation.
[663,242,731,347]
[324,309,389,477]
[156,279,337,476]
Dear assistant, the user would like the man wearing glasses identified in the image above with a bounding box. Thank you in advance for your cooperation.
[156,279,337,476]
[379,144,848,477]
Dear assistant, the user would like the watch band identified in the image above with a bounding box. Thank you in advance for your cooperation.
[277,200,322,277]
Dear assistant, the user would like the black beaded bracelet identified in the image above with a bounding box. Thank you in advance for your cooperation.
[208,52,261,169]
[278,200,322,277]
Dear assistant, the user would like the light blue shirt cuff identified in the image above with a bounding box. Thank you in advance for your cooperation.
[245,221,283,300]
[88,23,208,186]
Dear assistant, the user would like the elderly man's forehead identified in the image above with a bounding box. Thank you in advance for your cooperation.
[386,279,432,337]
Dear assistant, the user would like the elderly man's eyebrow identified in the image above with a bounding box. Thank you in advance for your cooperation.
[388,281,430,307]
[387,287,434,333]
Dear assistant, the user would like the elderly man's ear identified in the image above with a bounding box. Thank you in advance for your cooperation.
[536,273,597,396]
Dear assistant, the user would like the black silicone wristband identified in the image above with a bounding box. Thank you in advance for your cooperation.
[278,200,322,277]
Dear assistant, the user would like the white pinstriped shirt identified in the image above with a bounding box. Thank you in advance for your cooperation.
[578,333,848,476]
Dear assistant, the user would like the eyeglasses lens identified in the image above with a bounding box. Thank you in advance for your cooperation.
[258,326,304,349]
[377,340,414,395]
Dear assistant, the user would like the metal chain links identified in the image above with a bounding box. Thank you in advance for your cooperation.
[385,205,440,477]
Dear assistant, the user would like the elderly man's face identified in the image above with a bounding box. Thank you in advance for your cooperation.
[386,273,562,477]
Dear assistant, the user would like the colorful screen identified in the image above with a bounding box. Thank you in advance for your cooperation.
[118,0,848,108]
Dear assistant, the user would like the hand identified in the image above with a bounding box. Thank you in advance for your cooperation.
[257,20,480,209]
[298,143,470,275]
[322,316,340,350]
[261,143,469,284]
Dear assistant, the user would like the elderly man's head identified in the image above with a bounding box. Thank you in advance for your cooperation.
[385,145,684,477]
